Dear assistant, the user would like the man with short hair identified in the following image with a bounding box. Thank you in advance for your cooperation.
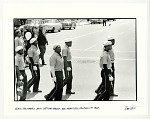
[37,26,48,66]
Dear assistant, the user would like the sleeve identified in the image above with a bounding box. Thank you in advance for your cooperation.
[28,49,34,58]
[102,54,108,65]
[50,56,56,67]
[15,38,19,49]
[15,56,19,66]
[62,48,68,57]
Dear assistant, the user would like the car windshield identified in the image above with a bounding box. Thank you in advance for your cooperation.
[64,19,72,22]
[46,19,58,23]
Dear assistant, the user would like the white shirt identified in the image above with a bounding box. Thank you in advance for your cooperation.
[109,48,115,63]
[28,45,40,64]
[15,36,24,49]
[50,52,64,71]
[99,50,111,69]
[15,54,25,70]
[62,45,72,61]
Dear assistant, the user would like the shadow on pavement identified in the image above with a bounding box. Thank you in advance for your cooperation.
[26,92,38,99]
[62,94,71,100]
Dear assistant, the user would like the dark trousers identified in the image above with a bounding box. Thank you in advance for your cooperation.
[16,70,27,101]
[45,71,70,101]
[54,71,63,100]
[64,61,73,92]
[38,45,46,64]
[94,69,112,101]
[103,21,106,26]
[111,63,115,90]
[27,64,40,91]
[46,71,63,101]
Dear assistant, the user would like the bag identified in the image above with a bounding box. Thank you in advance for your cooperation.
[16,81,24,97]
[17,86,23,97]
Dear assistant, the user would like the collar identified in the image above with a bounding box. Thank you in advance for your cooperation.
[54,52,62,58]
[31,45,38,49]
[16,53,23,57]
[65,44,69,48]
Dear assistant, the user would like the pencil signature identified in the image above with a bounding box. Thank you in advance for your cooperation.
[124,105,138,110]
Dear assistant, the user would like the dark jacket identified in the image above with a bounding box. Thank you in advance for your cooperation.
[37,30,48,46]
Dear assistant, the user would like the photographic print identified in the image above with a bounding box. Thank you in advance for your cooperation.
[2,2,149,117]
[14,18,136,101]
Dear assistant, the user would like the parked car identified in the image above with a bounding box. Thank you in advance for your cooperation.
[61,19,76,30]
[43,19,62,33]
[90,19,103,24]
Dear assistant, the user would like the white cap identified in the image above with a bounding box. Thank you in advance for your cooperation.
[103,41,112,46]
[25,32,32,40]
[30,38,37,44]
[15,46,24,52]
[107,36,115,41]
[53,44,61,50]
[65,38,72,43]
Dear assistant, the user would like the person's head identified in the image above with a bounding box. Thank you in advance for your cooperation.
[39,25,43,32]
[53,45,61,53]
[32,26,39,34]
[103,41,112,51]
[15,46,24,55]
[108,36,115,45]
[15,30,21,37]
[65,38,72,47]
[30,38,38,46]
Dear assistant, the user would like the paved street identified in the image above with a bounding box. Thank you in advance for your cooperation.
[22,19,136,101]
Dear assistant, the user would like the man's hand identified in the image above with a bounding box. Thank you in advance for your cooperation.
[19,75,23,80]
[52,77,56,82]
[109,76,113,82]
[33,66,37,70]
[67,67,71,71]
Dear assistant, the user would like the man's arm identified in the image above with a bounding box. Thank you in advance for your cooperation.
[63,56,69,68]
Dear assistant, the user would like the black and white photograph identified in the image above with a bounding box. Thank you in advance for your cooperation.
[1,1,150,118]
[14,18,136,101]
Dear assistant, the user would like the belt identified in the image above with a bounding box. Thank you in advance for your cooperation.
[102,68,111,69]
[67,60,71,61]
[55,69,63,71]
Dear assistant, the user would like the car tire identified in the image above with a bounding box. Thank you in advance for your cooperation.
[59,28,61,32]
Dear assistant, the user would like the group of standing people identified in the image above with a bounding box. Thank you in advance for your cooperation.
[15,25,75,101]
[44,39,75,101]
[15,25,48,101]
[94,36,118,101]
[15,24,117,101]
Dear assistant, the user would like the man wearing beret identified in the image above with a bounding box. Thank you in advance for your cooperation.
[44,45,64,101]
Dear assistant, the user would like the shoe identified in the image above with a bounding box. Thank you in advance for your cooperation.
[42,63,47,65]
[44,95,49,101]
[95,90,99,94]
[33,90,42,93]
[110,93,118,96]
[66,91,75,94]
